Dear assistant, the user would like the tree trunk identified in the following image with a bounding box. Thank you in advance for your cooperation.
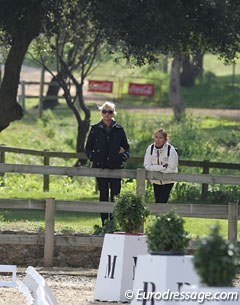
[180,55,195,87]
[169,55,184,121]
[42,77,60,109]
[76,120,90,153]
[193,52,204,80]
[0,34,30,131]
[42,70,68,109]
[0,5,41,132]
[163,55,168,74]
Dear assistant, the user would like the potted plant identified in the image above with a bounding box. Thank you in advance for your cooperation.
[179,224,240,305]
[131,210,200,305]
[193,224,239,287]
[113,190,150,234]
[94,190,150,302]
[146,209,190,254]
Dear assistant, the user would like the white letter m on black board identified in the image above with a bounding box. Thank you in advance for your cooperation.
[104,255,117,279]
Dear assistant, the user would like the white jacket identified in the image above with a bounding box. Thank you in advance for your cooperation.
[144,142,178,185]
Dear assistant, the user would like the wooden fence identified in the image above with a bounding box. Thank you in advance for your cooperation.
[0,145,239,198]
[0,152,239,266]
[17,76,162,110]
[0,198,239,267]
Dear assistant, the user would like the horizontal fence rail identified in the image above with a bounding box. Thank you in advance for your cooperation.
[0,198,238,267]
[0,145,239,197]
[0,163,239,185]
[0,198,237,219]
[1,145,239,170]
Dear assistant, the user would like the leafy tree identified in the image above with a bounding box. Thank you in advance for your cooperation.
[32,0,107,154]
[90,0,240,119]
[0,0,63,131]
[1,0,240,131]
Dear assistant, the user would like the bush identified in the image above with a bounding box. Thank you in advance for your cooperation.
[193,224,239,287]
[113,191,150,233]
[146,210,190,253]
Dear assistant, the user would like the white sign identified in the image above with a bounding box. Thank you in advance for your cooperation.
[131,255,200,305]
[94,233,148,302]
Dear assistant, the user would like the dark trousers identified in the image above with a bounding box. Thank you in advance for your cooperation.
[97,177,121,226]
[153,183,174,203]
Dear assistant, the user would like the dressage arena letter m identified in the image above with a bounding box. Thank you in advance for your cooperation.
[104,255,117,279]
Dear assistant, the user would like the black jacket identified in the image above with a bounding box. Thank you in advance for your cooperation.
[85,120,130,169]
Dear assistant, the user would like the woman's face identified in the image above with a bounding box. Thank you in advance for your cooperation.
[101,107,114,124]
[154,132,166,148]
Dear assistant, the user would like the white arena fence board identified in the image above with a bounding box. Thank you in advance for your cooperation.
[0,264,17,287]
[18,266,58,305]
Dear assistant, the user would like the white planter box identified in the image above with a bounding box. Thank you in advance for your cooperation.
[131,254,200,305]
[179,286,240,305]
[94,233,148,302]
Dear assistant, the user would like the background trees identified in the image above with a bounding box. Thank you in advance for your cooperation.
[1,0,240,131]
[90,0,240,119]
[32,0,108,154]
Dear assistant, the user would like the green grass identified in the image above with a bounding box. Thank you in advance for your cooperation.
[0,53,239,237]
[0,109,239,236]
[0,208,232,238]
[0,209,101,233]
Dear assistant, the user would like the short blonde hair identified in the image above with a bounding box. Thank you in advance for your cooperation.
[98,101,116,115]
[154,128,168,140]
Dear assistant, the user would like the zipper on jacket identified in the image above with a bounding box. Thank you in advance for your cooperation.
[157,149,160,165]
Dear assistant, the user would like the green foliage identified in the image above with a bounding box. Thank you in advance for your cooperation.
[91,2,240,64]
[93,219,115,235]
[113,191,150,233]
[171,183,201,202]
[0,92,239,232]
[193,224,239,287]
[146,210,190,253]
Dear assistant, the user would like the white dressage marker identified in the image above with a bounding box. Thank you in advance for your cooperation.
[19,266,58,305]
[0,264,17,287]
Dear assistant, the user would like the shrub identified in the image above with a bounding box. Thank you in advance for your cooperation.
[113,191,150,233]
[146,209,190,253]
[193,224,239,287]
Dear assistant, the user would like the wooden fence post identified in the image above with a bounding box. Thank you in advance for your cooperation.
[38,67,45,118]
[136,168,146,196]
[201,160,209,200]
[44,198,56,267]
[136,168,146,233]
[20,81,26,111]
[228,202,238,244]
[43,150,50,191]
[0,145,5,181]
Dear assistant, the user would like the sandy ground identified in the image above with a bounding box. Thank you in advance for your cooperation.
[1,267,240,305]
[0,268,125,305]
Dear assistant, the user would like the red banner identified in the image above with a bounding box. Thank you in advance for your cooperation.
[128,83,155,96]
[88,80,113,93]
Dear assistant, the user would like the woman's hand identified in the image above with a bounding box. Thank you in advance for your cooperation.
[119,146,125,154]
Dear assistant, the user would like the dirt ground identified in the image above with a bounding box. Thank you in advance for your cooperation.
[0,267,125,305]
[1,267,240,305]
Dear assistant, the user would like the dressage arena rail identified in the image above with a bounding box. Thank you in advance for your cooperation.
[0,145,239,198]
